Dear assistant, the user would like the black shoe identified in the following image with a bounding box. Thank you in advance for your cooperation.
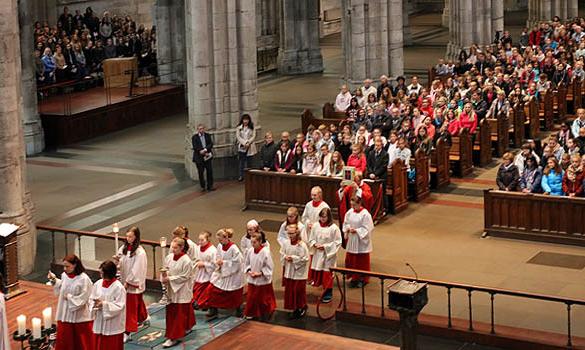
[238,177,243,182]
[321,289,333,304]
[298,306,307,318]
[355,281,365,288]
[205,308,218,321]
[192,301,199,310]
[200,187,207,192]
[349,280,359,288]
[207,187,216,191]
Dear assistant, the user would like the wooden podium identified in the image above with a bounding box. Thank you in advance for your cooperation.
[103,57,138,89]
[388,280,428,350]
[0,223,25,299]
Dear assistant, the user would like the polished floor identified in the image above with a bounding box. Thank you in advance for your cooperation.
[21,11,585,350]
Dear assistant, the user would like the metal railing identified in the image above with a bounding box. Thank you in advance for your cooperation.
[331,267,585,347]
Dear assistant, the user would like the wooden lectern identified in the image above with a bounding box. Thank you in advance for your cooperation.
[388,280,428,350]
[0,223,25,299]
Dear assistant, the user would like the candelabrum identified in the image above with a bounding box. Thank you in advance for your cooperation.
[13,324,56,350]
[159,267,169,305]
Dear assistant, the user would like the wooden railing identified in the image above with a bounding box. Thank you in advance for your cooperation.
[331,266,585,348]
[483,190,585,246]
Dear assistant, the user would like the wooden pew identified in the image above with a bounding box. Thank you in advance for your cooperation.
[301,109,350,134]
[430,138,450,189]
[386,159,409,214]
[473,118,492,167]
[566,81,575,115]
[322,102,346,119]
[553,85,568,123]
[538,89,554,131]
[510,103,525,147]
[487,116,508,157]
[408,149,430,201]
[449,128,473,177]
[483,190,585,246]
[523,98,539,139]
[574,80,583,112]
[244,170,385,222]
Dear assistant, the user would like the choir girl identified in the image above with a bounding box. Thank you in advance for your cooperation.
[302,187,330,232]
[240,219,260,254]
[277,207,306,246]
[342,196,374,288]
[0,274,10,350]
[280,224,309,319]
[161,237,196,348]
[199,228,244,320]
[90,260,126,350]
[243,235,276,320]
[192,230,218,309]
[115,226,148,342]
[172,225,198,260]
[308,207,342,303]
[48,254,93,350]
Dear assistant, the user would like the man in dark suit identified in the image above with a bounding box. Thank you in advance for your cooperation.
[192,124,215,191]
[367,136,389,213]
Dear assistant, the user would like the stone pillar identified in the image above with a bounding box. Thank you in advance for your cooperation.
[491,0,504,38]
[568,0,578,18]
[0,0,36,275]
[446,0,494,61]
[185,0,260,180]
[277,0,324,75]
[19,0,45,155]
[154,0,186,84]
[442,0,450,28]
[342,0,403,87]
[403,0,413,46]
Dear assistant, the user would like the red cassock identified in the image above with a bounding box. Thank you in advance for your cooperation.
[244,284,276,318]
[125,292,148,333]
[345,252,371,283]
[93,333,124,350]
[283,278,307,310]
[55,321,93,350]
[199,284,244,310]
[165,303,196,340]
[308,269,333,289]
[192,281,210,305]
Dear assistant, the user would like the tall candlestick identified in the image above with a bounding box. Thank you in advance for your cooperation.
[113,223,120,253]
[32,318,41,339]
[42,307,52,329]
[16,315,26,335]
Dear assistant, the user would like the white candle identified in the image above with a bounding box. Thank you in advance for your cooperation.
[42,307,52,329]
[160,237,167,267]
[32,318,41,339]
[113,223,120,253]
[16,315,26,335]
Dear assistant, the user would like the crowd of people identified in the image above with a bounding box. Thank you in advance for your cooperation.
[35,6,157,85]
[45,186,373,349]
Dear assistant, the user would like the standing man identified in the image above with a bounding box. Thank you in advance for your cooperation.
[367,137,389,213]
[192,124,215,191]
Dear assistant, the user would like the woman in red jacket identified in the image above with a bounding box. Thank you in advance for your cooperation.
[346,143,367,173]
[458,103,478,134]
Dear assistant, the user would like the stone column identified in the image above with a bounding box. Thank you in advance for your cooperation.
[446,0,494,61]
[154,0,186,84]
[491,0,504,38]
[184,0,260,180]
[442,0,450,28]
[403,0,413,46]
[277,0,324,75]
[389,0,404,78]
[19,0,45,155]
[0,0,37,276]
[568,0,578,18]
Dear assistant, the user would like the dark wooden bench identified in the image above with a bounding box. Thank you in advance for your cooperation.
[484,190,585,246]
[386,159,409,214]
[449,127,473,177]
[430,138,450,189]
[538,88,554,131]
[553,84,568,123]
[301,109,350,134]
[408,148,430,201]
[486,116,508,158]
[322,102,347,119]
[510,103,525,147]
[473,118,492,167]
[523,98,539,139]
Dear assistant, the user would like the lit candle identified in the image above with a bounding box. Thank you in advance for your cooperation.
[16,315,26,335]
[32,318,41,339]
[160,237,167,267]
[113,223,120,254]
[42,307,52,329]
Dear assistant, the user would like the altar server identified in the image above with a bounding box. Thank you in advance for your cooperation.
[240,219,259,255]
[308,207,342,303]
[172,225,198,261]
[280,224,309,319]
[192,231,218,309]
[90,260,126,350]
[301,186,330,232]
[160,238,196,348]
[277,207,307,246]
[342,196,374,288]
[244,235,276,320]
[199,228,244,320]
[115,227,148,342]
[49,255,93,350]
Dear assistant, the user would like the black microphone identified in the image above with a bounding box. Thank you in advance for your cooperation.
[405,262,419,281]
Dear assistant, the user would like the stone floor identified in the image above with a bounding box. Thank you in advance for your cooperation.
[24,11,585,349]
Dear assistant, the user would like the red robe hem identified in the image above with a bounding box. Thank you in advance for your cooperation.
[244,283,276,318]
[165,303,196,340]
[283,278,307,310]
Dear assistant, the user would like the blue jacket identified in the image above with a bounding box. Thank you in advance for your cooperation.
[541,169,564,196]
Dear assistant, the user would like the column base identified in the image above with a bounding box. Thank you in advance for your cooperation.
[24,121,45,155]
[277,49,324,75]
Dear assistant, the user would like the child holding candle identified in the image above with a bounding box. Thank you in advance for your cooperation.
[114,227,149,343]
[48,254,93,350]
[90,260,126,350]
[0,274,9,350]
[161,237,195,348]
